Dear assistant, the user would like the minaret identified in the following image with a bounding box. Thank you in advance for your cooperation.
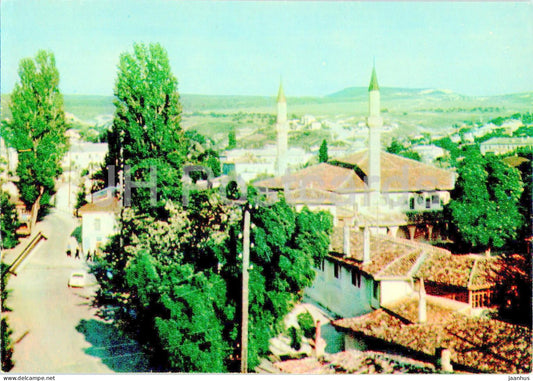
[276,80,288,176]
[367,65,383,205]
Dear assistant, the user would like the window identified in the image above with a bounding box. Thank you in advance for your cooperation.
[432,195,440,204]
[425,198,431,209]
[373,281,379,299]
[409,198,415,210]
[351,269,361,288]
[334,263,340,279]
[94,218,101,231]
[471,289,494,308]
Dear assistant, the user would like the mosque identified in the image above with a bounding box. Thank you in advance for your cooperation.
[255,66,456,240]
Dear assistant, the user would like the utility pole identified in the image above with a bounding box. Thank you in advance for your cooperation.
[240,208,251,373]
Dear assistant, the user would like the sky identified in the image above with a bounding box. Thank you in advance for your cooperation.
[1,0,532,97]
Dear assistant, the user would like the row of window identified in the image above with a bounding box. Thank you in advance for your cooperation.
[408,194,440,210]
[326,261,362,288]
[319,259,379,299]
[471,289,494,309]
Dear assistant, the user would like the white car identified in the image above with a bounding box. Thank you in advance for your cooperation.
[68,271,87,288]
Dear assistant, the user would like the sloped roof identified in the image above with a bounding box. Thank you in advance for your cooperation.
[332,150,455,192]
[414,253,499,290]
[274,351,435,374]
[78,197,120,215]
[255,163,365,192]
[333,300,532,373]
[285,188,347,205]
[255,150,455,194]
[329,228,428,279]
[328,229,499,289]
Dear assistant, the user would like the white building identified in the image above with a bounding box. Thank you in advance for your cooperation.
[480,137,533,155]
[0,137,18,176]
[256,67,455,234]
[63,142,108,172]
[78,187,119,255]
[411,144,448,164]
[220,82,313,182]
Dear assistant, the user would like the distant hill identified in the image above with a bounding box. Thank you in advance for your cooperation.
[2,88,532,125]
[327,86,468,100]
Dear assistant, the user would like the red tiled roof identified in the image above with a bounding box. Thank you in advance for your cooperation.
[254,163,365,192]
[414,253,499,290]
[330,228,429,279]
[274,351,435,374]
[332,150,455,192]
[333,300,532,373]
[285,188,346,205]
[329,228,498,290]
[78,197,120,214]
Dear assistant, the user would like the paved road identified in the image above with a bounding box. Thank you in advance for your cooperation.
[5,183,149,373]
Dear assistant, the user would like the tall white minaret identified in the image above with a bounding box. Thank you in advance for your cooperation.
[276,80,288,176]
[367,65,383,205]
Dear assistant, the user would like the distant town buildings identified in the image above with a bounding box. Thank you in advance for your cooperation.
[62,142,108,173]
[480,136,533,155]
[220,82,314,182]
[411,144,448,164]
[255,67,456,235]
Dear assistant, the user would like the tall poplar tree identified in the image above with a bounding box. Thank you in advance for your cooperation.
[1,50,68,220]
[107,43,186,215]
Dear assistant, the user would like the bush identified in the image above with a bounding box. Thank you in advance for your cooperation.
[297,311,315,339]
[288,326,302,351]
[1,317,14,372]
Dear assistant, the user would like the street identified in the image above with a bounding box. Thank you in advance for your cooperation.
[4,183,150,373]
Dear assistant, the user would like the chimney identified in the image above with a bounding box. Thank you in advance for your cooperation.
[438,348,454,373]
[363,226,371,264]
[314,320,326,360]
[418,277,427,324]
[343,224,350,256]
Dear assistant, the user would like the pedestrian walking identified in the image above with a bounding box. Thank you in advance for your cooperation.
[75,247,80,259]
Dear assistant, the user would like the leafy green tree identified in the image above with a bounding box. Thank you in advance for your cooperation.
[297,311,315,339]
[1,50,68,219]
[92,191,332,372]
[319,139,328,163]
[74,182,88,215]
[105,43,185,215]
[386,138,421,162]
[184,130,221,179]
[386,138,405,155]
[447,147,524,252]
[0,192,20,249]
[1,317,14,372]
[227,128,237,150]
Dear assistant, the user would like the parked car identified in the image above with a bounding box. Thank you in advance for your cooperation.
[68,271,87,288]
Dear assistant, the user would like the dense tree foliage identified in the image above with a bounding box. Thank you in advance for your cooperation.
[447,146,524,252]
[1,50,68,215]
[319,139,328,163]
[1,317,14,372]
[227,128,237,150]
[91,191,332,372]
[386,138,421,162]
[104,43,220,214]
[0,192,20,249]
[105,43,186,215]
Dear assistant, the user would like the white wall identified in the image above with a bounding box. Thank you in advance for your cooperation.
[305,258,379,318]
[82,211,117,254]
[379,279,414,305]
